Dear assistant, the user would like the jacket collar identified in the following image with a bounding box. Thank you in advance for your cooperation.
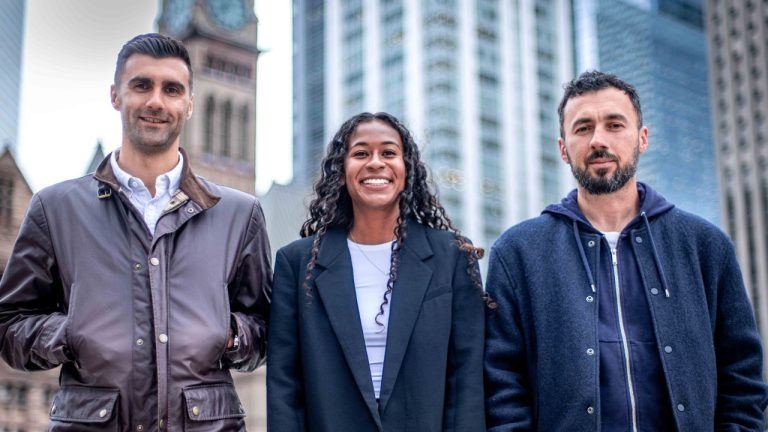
[93,147,220,210]
[313,220,435,423]
[543,181,675,233]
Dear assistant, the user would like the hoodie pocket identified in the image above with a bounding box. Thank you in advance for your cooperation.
[49,385,119,431]
[183,383,246,431]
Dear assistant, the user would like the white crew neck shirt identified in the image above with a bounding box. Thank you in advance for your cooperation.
[603,231,620,250]
[347,238,393,399]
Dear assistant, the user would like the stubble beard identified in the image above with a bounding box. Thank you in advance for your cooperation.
[125,111,184,155]
[569,143,640,195]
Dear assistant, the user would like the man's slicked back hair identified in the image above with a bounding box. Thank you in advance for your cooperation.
[114,33,193,90]
[557,70,642,138]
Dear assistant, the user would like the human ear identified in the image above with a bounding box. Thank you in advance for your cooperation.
[110,85,120,111]
[558,137,570,164]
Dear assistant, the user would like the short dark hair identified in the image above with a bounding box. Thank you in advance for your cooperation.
[114,33,193,90]
[557,70,642,138]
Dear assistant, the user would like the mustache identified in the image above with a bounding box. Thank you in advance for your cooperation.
[586,149,619,163]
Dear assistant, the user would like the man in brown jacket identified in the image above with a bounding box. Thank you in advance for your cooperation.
[0,33,271,431]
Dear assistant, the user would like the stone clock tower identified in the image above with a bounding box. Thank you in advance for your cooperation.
[158,0,258,195]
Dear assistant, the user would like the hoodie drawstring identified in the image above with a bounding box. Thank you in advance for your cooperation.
[573,220,596,293]
[640,211,672,298]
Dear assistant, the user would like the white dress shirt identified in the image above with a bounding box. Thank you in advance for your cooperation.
[110,149,183,235]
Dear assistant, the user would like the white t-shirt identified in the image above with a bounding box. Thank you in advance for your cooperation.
[603,231,620,250]
[347,239,393,399]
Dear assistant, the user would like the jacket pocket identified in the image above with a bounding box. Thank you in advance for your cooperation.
[183,383,246,432]
[49,386,119,431]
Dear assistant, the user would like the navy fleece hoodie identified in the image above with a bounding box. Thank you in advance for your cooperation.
[544,183,676,431]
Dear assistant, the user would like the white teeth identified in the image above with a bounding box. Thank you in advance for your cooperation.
[142,117,164,123]
[363,178,389,185]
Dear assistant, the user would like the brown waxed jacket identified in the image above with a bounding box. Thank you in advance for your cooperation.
[0,150,271,431]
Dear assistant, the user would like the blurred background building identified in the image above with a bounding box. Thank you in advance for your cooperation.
[574,0,719,224]
[159,0,260,195]
[705,0,768,376]
[0,0,25,153]
[0,1,44,431]
[293,0,575,252]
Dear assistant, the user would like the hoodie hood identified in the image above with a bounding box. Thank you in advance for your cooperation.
[543,182,675,232]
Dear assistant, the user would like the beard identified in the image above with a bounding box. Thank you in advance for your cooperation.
[569,144,640,195]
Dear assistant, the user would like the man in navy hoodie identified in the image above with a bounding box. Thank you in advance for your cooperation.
[484,70,768,431]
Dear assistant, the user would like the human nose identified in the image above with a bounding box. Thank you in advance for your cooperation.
[366,152,386,169]
[145,88,164,111]
[589,126,609,149]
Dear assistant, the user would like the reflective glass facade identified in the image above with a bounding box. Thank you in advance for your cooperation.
[0,0,25,151]
[293,0,573,248]
[574,0,719,224]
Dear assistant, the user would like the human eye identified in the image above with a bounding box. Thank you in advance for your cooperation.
[133,81,150,91]
[608,122,624,130]
[575,125,591,134]
[165,85,182,95]
[382,149,399,157]
[351,149,368,158]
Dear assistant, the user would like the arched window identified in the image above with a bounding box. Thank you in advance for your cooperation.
[239,105,250,160]
[204,96,215,154]
[221,100,232,157]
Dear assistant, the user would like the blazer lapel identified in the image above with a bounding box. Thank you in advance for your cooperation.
[378,221,434,411]
[314,228,382,429]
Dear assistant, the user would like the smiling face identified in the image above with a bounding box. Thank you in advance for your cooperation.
[343,119,407,219]
[558,87,648,195]
[111,54,193,155]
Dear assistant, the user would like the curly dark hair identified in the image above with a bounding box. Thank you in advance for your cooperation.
[300,112,495,323]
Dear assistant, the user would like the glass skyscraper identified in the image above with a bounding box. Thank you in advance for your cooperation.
[0,0,25,151]
[574,0,719,224]
[293,0,575,249]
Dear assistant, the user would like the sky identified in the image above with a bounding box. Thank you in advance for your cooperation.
[17,0,292,195]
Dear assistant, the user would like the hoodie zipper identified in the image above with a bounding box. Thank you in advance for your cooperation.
[611,246,638,432]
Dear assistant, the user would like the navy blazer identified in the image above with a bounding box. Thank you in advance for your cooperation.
[267,221,485,432]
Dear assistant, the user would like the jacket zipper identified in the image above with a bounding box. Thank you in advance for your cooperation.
[611,247,638,432]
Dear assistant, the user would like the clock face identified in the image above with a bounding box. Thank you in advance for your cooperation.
[164,0,195,34]
[206,0,248,30]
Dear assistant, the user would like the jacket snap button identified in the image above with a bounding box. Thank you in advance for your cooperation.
[158,333,168,343]
[586,296,594,303]
[133,263,142,271]
[635,236,643,243]
[51,404,56,414]
[664,345,672,353]
[587,406,594,414]
[192,406,201,416]
[136,338,144,346]
[651,288,659,295]
[677,403,685,412]
[186,207,195,214]
[136,425,144,432]
[586,348,595,355]
[99,409,107,418]
[587,240,595,247]
[150,257,160,266]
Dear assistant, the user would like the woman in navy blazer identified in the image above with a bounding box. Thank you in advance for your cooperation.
[267,112,489,431]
